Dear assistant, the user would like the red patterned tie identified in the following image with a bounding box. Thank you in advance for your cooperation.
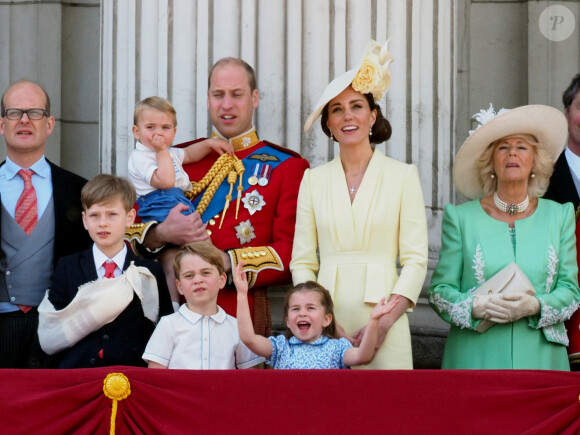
[104,261,116,278]
[100,261,116,358]
[15,169,38,235]
[14,170,37,312]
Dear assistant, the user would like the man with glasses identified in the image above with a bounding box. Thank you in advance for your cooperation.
[0,80,91,368]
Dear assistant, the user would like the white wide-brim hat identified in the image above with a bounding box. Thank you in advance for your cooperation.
[303,39,393,132]
[453,104,567,199]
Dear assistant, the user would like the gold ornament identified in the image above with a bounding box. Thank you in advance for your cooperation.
[103,373,131,435]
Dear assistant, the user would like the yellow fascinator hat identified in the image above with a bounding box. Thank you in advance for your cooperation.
[304,39,393,132]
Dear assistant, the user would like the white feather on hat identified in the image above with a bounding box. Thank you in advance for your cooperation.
[453,104,568,199]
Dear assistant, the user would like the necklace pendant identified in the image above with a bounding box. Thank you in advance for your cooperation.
[493,192,529,215]
[349,186,356,194]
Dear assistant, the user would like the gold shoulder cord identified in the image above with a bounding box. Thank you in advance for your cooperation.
[184,154,245,220]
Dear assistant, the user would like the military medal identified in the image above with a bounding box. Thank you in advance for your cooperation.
[235,220,256,244]
[258,164,271,186]
[248,163,260,185]
[242,190,266,215]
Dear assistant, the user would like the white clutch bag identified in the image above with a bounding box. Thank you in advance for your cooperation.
[473,262,535,333]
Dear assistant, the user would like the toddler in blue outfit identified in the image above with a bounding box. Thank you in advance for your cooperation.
[128,96,233,309]
[234,263,395,369]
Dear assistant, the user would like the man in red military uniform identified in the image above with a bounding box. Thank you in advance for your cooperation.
[127,58,309,335]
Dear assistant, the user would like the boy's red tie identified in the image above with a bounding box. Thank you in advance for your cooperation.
[100,261,117,359]
[104,261,116,278]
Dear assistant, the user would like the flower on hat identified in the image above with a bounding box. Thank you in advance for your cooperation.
[352,40,393,101]
[469,103,510,135]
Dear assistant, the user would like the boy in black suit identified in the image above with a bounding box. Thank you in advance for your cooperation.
[38,174,172,368]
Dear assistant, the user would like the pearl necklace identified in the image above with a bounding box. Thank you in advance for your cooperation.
[493,192,529,215]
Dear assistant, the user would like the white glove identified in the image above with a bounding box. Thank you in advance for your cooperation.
[487,292,540,323]
[472,294,508,320]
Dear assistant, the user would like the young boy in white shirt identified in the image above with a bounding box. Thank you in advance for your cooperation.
[143,241,263,369]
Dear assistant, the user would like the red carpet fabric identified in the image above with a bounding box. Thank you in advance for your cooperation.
[2,368,580,434]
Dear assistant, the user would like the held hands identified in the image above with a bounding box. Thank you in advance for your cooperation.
[353,295,403,349]
[472,292,540,323]
[472,294,501,319]
[488,292,540,323]
[233,262,248,295]
[370,297,397,321]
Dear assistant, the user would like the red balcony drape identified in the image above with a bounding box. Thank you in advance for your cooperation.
[2,367,580,434]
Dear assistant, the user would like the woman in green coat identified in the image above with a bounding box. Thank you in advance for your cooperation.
[428,104,580,370]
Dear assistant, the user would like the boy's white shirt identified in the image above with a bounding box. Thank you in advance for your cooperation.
[127,142,191,197]
[142,304,264,369]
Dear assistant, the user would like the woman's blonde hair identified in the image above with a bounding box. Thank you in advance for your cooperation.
[476,134,554,199]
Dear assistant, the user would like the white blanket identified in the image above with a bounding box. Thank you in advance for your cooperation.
[38,262,160,355]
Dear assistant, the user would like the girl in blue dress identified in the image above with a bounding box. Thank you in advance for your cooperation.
[234,263,395,369]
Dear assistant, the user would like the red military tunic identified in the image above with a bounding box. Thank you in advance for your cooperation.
[178,128,309,335]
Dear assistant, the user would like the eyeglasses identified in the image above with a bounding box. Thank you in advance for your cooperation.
[1,108,48,121]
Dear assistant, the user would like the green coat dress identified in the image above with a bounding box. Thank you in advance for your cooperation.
[428,199,580,370]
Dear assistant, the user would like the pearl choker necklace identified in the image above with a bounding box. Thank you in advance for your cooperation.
[493,192,529,215]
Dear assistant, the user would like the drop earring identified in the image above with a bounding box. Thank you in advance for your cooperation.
[530,169,535,178]
[330,131,334,141]
[490,170,495,179]
[369,126,373,136]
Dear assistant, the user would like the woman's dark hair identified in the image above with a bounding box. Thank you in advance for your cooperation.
[283,281,338,339]
[320,90,392,144]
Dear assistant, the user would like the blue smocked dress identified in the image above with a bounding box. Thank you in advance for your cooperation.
[266,335,352,369]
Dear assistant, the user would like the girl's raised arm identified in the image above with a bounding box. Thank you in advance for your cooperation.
[234,262,273,358]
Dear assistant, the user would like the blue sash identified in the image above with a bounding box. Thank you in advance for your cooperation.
[191,145,291,222]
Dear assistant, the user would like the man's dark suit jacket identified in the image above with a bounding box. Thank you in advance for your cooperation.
[544,150,580,372]
[544,152,580,213]
[48,248,172,368]
[0,160,92,266]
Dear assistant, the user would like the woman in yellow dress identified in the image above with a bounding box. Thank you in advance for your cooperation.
[290,40,428,369]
